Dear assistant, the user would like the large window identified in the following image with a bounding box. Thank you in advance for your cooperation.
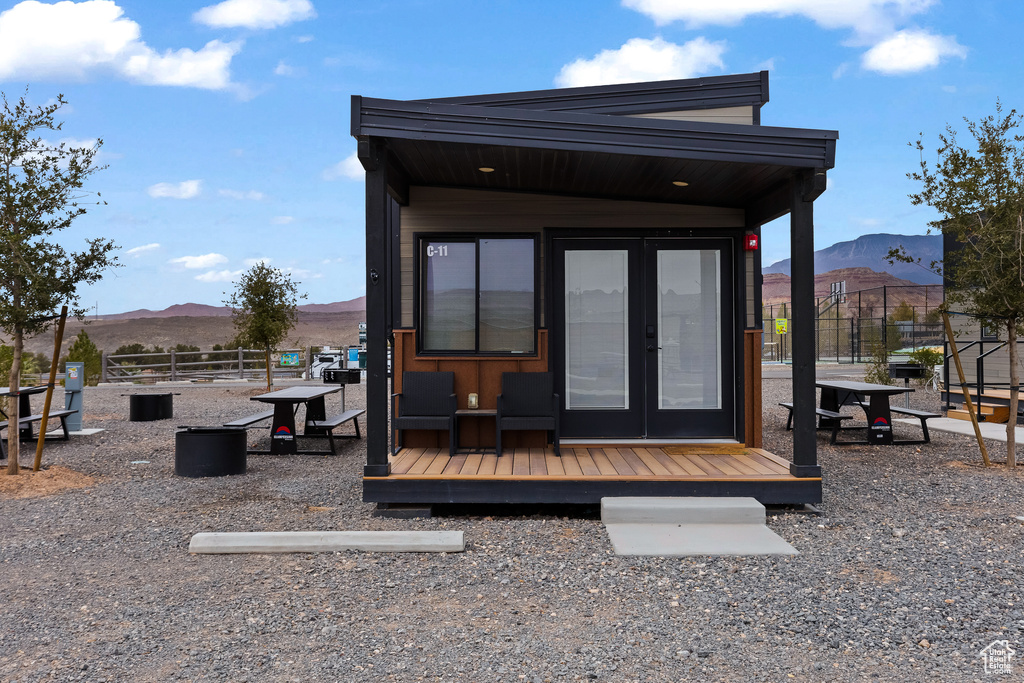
[420,236,536,354]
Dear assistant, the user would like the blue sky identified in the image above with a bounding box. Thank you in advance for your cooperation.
[1,0,1019,313]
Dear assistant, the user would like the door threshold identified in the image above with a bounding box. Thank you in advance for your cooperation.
[561,438,741,446]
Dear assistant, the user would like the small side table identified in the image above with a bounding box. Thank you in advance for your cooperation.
[454,409,498,453]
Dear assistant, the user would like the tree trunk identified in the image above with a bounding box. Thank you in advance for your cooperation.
[264,347,272,392]
[6,328,23,475]
[1007,318,1019,468]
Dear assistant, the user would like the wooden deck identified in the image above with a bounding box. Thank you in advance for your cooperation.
[363,444,821,506]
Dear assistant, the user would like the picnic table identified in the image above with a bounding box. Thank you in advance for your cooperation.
[232,385,363,455]
[816,379,937,445]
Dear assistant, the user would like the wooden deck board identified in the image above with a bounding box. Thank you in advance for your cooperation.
[603,448,637,476]
[545,452,565,476]
[379,445,811,483]
[406,449,444,475]
[644,448,690,476]
[495,453,513,475]
[442,454,468,475]
[561,452,584,476]
[616,447,654,475]
[665,452,711,477]
[530,448,549,476]
[574,448,602,476]
[513,449,531,476]
[390,447,426,475]
[477,454,498,476]
[590,449,619,476]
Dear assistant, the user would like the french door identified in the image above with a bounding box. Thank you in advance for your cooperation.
[552,237,735,439]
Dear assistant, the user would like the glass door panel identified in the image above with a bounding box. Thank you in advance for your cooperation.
[656,249,721,410]
[564,250,629,410]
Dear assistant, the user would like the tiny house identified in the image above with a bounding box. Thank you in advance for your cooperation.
[352,72,836,508]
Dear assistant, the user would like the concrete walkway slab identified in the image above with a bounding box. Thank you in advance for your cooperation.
[189,530,464,554]
[602,497,797,556]
[895,417,1024,444]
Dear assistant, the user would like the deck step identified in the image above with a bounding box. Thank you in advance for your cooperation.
[948,404,1010,423]
[601,497,797,556]
[601,496,765,525]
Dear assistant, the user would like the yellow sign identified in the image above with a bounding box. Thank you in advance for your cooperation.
[775,318,788,334]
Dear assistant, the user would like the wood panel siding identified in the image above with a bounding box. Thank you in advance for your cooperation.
[630,106,754,125]
[399,187,745,328]
[744,328,763,448]
[393,329,549,450]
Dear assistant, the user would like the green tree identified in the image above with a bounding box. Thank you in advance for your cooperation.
[893,101,1024,467]
[62,330,102,385]
[1,91,117,474]
[890,300,917,322]
[225,263,305,391]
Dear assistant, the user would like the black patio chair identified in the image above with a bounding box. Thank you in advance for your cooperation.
[392,371,457,457]
[496,372,560,457]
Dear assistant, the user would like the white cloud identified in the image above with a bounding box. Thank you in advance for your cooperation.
[941,84,957,93]
[622,0,965,76]
[243,257,270,267]
[322,152,365,181]
[271,215,295,224]
[193,0,315,30]
[861,30,966,74]
[195,269,243,283]
[0,1,241,90]
[555,37,726,88]
[148,180,202,199]
[273,60,294,76]
[622,0,936,39]
[170,253,228,269]
[296,34,313,43]
[219,188,265,200]
[124,243,160,257]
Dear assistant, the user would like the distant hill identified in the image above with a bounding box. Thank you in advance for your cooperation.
[762,267,940,305]
[101,296,367,320]
[764,233,942,285]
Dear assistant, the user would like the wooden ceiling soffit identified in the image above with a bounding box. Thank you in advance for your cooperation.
[352,97,837,170]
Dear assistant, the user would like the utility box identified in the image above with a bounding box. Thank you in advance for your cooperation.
[64,362,84,432]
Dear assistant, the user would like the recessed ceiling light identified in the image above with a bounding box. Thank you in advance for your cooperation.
[672,180,689,187]
[478,167,495,173]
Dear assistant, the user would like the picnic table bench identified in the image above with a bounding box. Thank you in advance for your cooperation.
[223,410,275,428]
[307,408,365,454]
[778,402,851,445]
[0,409,76,459]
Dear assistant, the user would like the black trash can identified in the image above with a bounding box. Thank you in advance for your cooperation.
[175,427,247,477]
[129,393,173,421]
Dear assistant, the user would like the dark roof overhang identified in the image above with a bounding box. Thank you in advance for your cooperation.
[352,94,836,210]
[418,71,770,117]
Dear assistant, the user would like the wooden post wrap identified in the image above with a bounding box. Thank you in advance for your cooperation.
[942,312,991,466]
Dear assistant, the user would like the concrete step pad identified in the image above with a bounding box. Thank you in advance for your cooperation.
[602,497,797,556]
[189,530,464,554]
[605,523,798,556]
[601,496,765,525]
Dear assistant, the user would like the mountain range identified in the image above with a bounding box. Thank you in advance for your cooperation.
[99,297,367,320]
[764,233,942,285]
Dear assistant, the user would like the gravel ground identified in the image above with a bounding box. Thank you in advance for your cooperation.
[1,376,1022,682]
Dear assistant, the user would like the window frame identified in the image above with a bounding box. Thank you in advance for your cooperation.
[414,232,540,356]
